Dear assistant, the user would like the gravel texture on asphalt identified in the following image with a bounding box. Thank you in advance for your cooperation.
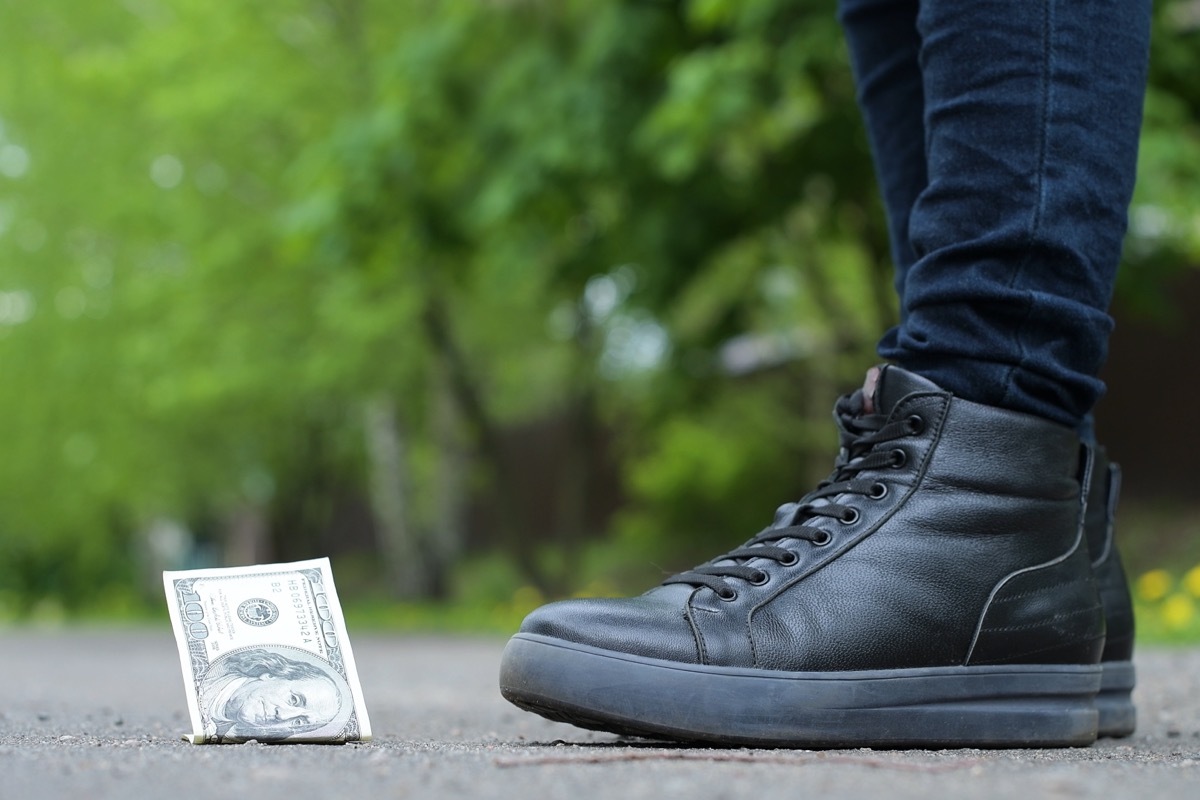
[0,629,1197,799]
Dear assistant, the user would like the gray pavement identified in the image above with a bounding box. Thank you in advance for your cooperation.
[0,628,1197,799]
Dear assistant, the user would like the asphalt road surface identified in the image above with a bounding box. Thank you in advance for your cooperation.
[1,628,1197,799]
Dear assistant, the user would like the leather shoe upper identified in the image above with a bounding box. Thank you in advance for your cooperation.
[517,365,1105,672]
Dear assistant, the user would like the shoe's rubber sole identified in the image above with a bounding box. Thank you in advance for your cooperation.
[1097,659,1136,738]
[500,633,1102,748]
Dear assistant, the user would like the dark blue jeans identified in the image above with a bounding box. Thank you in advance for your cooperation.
[838,0,1152,429]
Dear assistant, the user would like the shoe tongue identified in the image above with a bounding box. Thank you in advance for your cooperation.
[771,502,801,528]
[766,366,942,534]
[868,364,943,415]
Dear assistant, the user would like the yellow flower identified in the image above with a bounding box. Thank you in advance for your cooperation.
[1136,569,1173,602]
[1184,565,1200,598]
[1162,593,1196,630]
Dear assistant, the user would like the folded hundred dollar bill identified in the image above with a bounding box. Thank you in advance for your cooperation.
[163,557,372,744]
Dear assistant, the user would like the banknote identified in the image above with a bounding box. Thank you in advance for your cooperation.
[163,558,372,744]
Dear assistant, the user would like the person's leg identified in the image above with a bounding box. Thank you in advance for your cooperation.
[872,0,1152,430]
[838,0,926,289]
[498,1,1150,747]
[840,0,1147,431]
[840,0,1146,738]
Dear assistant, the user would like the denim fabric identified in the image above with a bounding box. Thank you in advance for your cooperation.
[838,0,1151,428]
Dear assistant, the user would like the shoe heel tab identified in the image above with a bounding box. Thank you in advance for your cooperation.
[1106,462,1123,525]
[1077,443,1097,519]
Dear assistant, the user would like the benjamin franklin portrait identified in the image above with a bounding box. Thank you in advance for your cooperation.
[198,647,353,741]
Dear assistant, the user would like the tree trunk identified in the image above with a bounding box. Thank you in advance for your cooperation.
[421,295,543,588]
[224,504,270,567]
[429,361,467,600]
[362,393,427,598]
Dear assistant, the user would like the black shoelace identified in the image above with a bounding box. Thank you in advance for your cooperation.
[662,393,925,600]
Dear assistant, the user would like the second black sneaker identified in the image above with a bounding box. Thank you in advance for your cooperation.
[1084,446,1136,737]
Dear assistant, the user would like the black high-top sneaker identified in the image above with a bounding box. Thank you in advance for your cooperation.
[499,365,1106,748]
[1084,447,1136,737]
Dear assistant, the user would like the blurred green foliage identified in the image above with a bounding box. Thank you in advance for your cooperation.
[1,0,1199,617]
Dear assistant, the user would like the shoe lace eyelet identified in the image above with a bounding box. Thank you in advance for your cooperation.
[812,530,833,547]
[717,586,738,601]
[906,414,925,435]
[839,507,860,525]
[779,551,799,566]
[889,448,907,468]
[748,570,769,586]
[868,482,888,500]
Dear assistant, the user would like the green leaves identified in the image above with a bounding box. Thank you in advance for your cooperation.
[1,0,1198,610]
